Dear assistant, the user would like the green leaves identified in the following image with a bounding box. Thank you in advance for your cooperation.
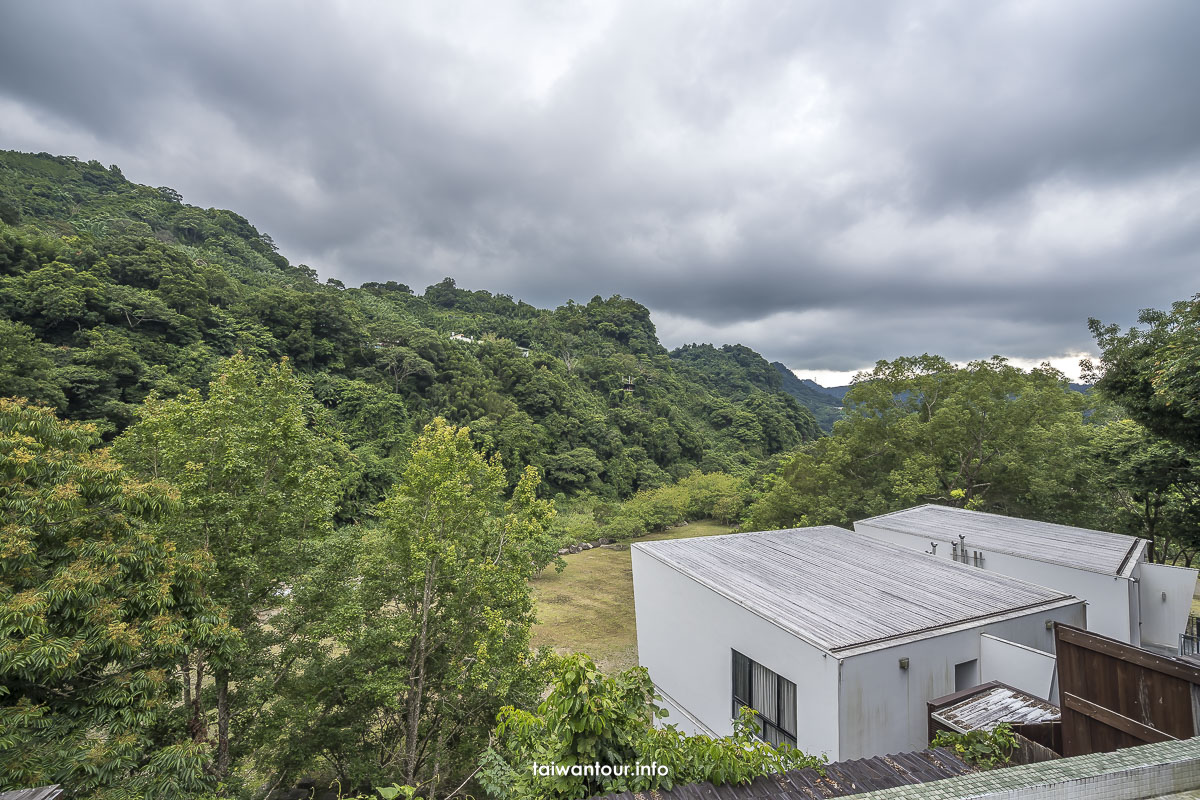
[931,723,1017,769]
[484,654,825,800]
[260,419,555,796]
[746,356,1098,530]
[0,398,225,796]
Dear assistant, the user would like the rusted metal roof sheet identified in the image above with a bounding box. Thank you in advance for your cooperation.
[0,787,64,800]
[857,504,1147,577]
[591,747,973,799]
[634,526,1079,655]
[932,684,1060,733]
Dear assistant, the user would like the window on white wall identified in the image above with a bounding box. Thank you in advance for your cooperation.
[731,650,797,747]
[955,659,979,692]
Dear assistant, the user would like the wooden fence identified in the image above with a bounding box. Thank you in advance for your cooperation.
[1055,623,1200,757]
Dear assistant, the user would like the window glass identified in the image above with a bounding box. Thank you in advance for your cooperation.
[731,649,796,747]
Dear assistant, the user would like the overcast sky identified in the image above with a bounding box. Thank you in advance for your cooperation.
[3,1,1198,383]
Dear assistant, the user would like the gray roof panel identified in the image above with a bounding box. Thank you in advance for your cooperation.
[0,787,64,800]
[634,526,1078,655]
[932,685,1060,733]
[856,505,1146,576]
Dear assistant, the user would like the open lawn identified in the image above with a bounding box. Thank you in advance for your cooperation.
[530,519,734,674]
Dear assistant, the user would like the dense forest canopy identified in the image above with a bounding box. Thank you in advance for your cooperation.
[3,149,1200,799]
[0,151,820,507]
[0,149,825,506]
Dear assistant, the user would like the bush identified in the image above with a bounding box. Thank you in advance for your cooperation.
[605,514,647,540]
[931,723,1017,769]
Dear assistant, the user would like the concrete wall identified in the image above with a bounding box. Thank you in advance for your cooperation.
[854,522,1134,642]
[632,547,842,760]
[1136,561,1200,650]
[836,602,1086,759]
[979,634,1057,701]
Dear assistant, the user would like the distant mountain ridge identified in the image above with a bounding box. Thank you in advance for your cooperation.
[771,363,843,432]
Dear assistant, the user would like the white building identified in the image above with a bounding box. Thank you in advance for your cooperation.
[632,526,1086,761]
[854,505,1197,653]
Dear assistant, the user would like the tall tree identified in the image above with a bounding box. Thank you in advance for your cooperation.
[1088,297,1200,450]
[259,419,558,799]
[1089,418,1200,564]
[112,354,345,780]
[0,399,229,797]
[1088,297,1200,564]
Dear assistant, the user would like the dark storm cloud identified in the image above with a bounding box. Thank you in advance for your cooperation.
[2,1,1198,379]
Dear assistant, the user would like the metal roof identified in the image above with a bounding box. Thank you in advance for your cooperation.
[932,684,1060,733]
[856,504,1146,577]
[0,787,63,800]
[592,747,974,799]
[634,526,1079,655]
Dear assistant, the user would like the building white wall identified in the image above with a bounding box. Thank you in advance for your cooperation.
[836,602,1086,759]
[980,634,1057,701]
[854,522,1135,642]
[1136,562,1200,650]
[632,547,842,760]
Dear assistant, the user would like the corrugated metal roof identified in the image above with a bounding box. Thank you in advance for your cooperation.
[0,787,63,800]
[932,685,1060,733]
[634,526,1078,655]
[857,504,1146,577]
[591,747,974,799]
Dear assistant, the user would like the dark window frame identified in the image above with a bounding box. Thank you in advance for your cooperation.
[731,649,797,747]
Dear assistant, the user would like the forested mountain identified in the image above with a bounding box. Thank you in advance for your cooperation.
[770,362,844,431]
[0,150,818,506]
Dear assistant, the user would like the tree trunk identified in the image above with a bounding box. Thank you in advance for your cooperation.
[216,667,231,775]
[404,559,437,785]
[189,654,208,742]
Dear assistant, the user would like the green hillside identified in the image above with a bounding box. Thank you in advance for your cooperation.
[771,361,844,431]
[0,150,818,506]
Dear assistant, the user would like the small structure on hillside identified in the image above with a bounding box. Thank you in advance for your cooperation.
[855,505,1198,653]
[632,526,1085,761]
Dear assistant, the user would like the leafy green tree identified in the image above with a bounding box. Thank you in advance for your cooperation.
[1088,298,1200,451]
[0,317,67,409]
[1090,417,1200,564]
[112,354,345,779]
[0,399,230,797]
[259,419,558,798]
[746,356,1096,530]
[1087,298,1200,564]
[480,654,824,800]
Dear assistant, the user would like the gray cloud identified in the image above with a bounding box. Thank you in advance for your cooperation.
[2,0,1198,379]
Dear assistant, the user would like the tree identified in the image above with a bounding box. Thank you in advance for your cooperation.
[1088,298,1200,450]
[1089,419,1200,564]
[0,399,229,797]
[259,419,558,798]
[1087,298,1200,564]
[1089,299,1200,450]
[746,356,1097,530]
[480,654,824,800]
[0,317,67,410]
[112,354,345,780]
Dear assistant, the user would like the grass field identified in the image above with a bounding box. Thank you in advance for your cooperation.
[530,519,734,674]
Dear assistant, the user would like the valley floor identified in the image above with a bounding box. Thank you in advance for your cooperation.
[530,519,733,673]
